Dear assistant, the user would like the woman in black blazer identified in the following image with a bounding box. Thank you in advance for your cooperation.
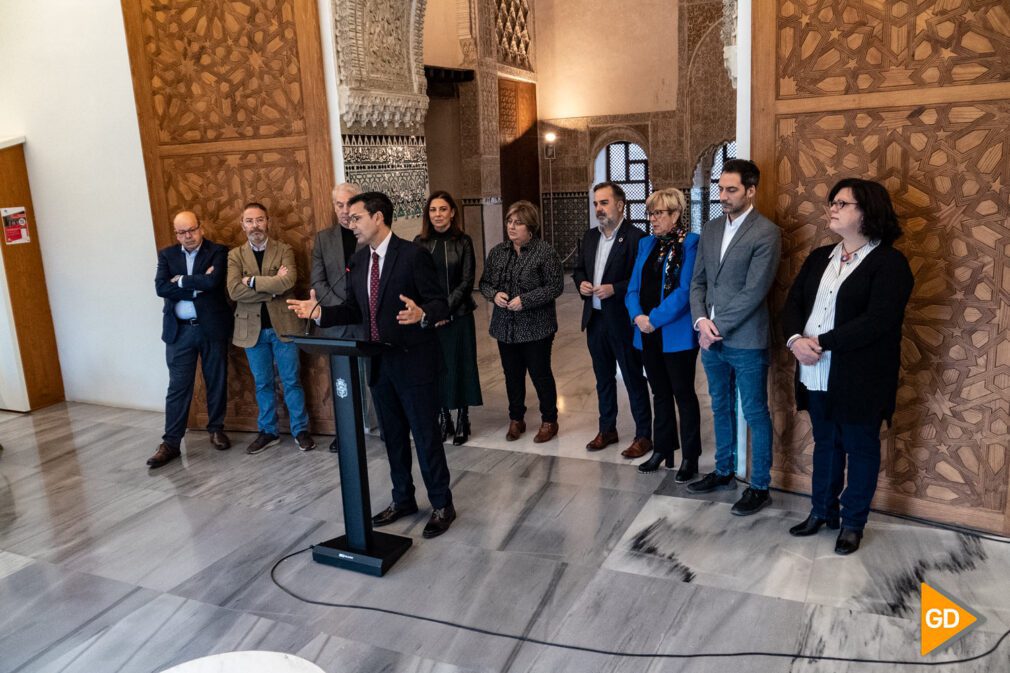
[781,178,913,555]
[415,191,483,445]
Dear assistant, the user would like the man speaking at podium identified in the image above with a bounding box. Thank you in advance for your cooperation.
[288,192,456,538]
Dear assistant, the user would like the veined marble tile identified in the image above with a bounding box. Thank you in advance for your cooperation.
[0,550,33,581]
[603,495,825,602]
[298,632,490,673]
[0,561,158,673]
[55,493,323,592]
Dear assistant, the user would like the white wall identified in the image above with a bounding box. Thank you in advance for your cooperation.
[423,0,465,68]
[536,0,679,119]
[0,0,166,410]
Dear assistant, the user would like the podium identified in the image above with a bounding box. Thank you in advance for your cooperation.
[287,336,411,576]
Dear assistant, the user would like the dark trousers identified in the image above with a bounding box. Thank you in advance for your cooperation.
[586,312,652,437]
[371,363,452,509]
[497,335,558,423]
[807,390,882,531]
[163,323,228,447]
[641,343,701,461]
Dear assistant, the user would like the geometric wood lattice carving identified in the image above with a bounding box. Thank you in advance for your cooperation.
[140,0,307,143]
[778,0,1010,98]
[772,101,1010,515]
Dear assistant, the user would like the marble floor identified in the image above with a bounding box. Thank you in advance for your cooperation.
[1,292,1009,672]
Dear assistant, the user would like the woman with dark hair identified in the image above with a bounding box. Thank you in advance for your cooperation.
[626,188,702,479]
[414,191,483,444]
[781,177,913,554]
[480,200,564,443]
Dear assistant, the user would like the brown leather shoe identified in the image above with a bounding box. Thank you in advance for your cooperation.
[147,443,180,469]
[533,422,559,443]
[209,431,231,450]
[586,430,619,452]
[621,436,653,458]
[506,420,526,441]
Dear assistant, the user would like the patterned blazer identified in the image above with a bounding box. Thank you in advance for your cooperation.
[479,238,564,344]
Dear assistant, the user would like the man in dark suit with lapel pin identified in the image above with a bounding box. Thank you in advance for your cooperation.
[688,159,781,516]
[149,211,233,469]
[288,192,456,538]
[572,182,653,458]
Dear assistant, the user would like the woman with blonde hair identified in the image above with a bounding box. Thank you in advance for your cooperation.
[626,188,702,478]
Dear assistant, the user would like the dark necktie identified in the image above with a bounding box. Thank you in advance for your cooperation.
[369,251,380,341]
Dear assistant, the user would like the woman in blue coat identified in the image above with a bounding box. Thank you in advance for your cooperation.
[626,188,701,478]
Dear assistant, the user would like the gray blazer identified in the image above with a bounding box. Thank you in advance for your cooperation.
[310,225,366,339]
[689,209,781,349]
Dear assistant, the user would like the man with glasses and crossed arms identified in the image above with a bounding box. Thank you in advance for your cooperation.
[149,211,233,469]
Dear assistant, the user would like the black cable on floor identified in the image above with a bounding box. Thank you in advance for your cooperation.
[734,476,1010,544]
[269,546,1009,666]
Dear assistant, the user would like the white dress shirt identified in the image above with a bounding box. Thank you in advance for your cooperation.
[795,240,879,391]
[591,224,618,310]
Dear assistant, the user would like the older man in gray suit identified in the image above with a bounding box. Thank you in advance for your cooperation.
[688,159,781,516]
[311,182,368,451]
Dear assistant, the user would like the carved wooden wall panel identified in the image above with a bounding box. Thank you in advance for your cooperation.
[122,0,336,434]
[755,0,1010,533]
[777,0,1010,99]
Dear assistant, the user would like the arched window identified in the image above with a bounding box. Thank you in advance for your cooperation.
[593,141,652,232]
[690,141,736,231]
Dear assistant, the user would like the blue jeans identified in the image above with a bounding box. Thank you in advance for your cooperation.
[807,391,882,531]
[700,344,773,489]
[244,328,309,436]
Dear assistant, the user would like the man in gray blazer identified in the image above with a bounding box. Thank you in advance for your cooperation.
[688,159,781,516]
[311,182,369,451]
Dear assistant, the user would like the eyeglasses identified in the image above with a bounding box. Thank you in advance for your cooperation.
[506,218,527,227]
[242,216,267,225]
[647,209,677,219]
[174,225,200,237]
[828,200,857,210]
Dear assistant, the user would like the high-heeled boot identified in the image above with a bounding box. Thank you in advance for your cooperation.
[453,407,470,445]
[439,407,454,442]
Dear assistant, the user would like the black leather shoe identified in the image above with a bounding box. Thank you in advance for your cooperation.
[674,458,698,483]
[834,528,863,555]
[422,504,457,538]
[209,431,231,450]
[687,471,736,493]
[731,488,771,516]
[638,452,673,474]
[453,408,470,446]
[789,513,840,537]
[328,438,339,453]
[371,502,419,527]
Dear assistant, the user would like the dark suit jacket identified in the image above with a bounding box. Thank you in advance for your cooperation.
[155,240,232,344]
[780,243,913,425]
[311,224,366,339]
[319,234,449,385]
[571,220,646,331]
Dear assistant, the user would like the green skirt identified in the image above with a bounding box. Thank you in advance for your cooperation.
[437,312,483,409]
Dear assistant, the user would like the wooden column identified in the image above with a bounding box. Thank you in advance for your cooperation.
[0,138,65,411]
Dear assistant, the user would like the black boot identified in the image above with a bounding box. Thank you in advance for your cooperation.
[439,407,454,442]
[638,451,674,474]
[453,407,470,445]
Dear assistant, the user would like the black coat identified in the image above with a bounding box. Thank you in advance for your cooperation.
[155,240,233,344]
[414,232,478,318]
[319,234,449,385]
[571,220,646,331]
[780,243,914,425]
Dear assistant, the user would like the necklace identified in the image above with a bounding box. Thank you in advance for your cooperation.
[839,241,867,263]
